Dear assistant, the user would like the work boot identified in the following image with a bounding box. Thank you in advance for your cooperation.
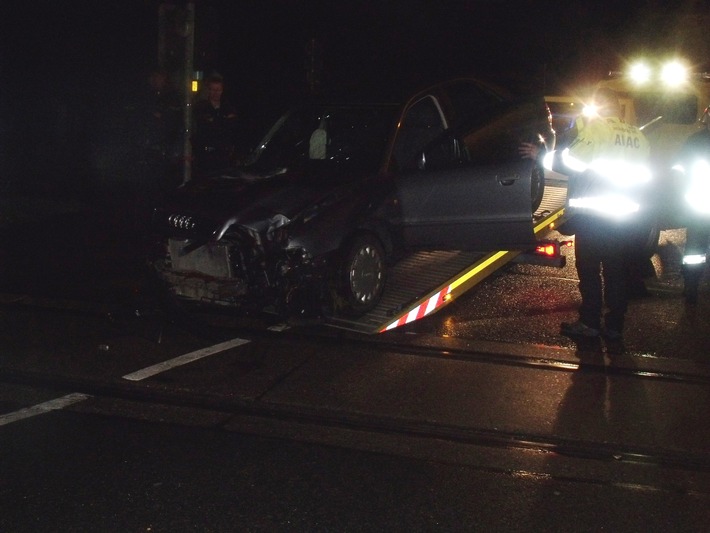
[560,320,600,338]
[602,328,623,341]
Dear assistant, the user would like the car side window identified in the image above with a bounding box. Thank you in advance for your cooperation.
[393,96,446,171]
[444,80,504,125]
[415,81,515,171]
[459,117,515,166]
[458,101,538,166]
[421,110,518,172]
[419,132,462,172]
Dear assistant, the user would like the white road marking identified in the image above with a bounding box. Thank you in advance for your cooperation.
[0,339,250,427]
[0,393,90,427]
[122,337,251,381]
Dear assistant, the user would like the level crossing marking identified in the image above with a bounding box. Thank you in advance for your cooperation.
[0,393,90,427]
[122,337,251,381]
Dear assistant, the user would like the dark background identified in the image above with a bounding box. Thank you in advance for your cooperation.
[1,0,708,201]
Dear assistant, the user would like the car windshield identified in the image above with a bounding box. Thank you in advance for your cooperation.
[244,103,399,175]
[631,91,698,126]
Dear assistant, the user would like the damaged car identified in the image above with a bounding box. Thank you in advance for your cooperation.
[147,77,555,318]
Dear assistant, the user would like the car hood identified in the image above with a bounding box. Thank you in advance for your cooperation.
[160,166,365,237]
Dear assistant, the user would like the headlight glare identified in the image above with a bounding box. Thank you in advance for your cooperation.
[661,61,688,87]
[628,62,651,84]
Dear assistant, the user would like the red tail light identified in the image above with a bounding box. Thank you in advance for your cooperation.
[535,243,558,257]
[514,240,567,267]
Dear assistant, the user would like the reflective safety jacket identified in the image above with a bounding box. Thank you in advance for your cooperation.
[550,116,651,219]
[672,128,710,218]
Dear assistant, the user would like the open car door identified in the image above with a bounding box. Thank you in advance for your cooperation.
[394,100,542,252]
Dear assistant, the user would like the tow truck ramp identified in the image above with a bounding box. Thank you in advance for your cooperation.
[327,181,568,334]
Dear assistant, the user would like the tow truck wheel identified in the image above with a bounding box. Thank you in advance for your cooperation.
[531,162,545,212]
[336,233,386,316]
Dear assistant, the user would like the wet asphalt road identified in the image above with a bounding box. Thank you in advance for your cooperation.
[1,194,709,531]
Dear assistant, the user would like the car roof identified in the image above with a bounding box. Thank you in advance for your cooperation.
[310,75,512,107]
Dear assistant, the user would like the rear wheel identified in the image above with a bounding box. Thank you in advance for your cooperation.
[336,234,386,316]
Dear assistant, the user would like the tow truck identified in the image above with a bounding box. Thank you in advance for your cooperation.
[327,177,568,334]
[592,58,710,227]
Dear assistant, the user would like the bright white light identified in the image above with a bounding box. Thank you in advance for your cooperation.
[569,194,640,217]
[661,61,688,86]
[582,104,598,118]
[683,254,707,265]
[561,148,587,173]
[628,62,651,84]
[685,159,710,213]
[542,150,555,171]
[690,159,710,181]
[589,158,652,186]
[558,152,651,187]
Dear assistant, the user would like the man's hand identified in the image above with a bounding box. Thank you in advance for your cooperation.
[518,142,539,160]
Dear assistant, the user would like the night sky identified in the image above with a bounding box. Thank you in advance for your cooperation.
[1,0,707,195]
[8,1,702,102]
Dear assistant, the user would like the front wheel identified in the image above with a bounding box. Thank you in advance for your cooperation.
[335,234,386,316]
[531,162,545,213]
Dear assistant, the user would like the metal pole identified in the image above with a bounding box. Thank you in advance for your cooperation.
[182,2,195,184]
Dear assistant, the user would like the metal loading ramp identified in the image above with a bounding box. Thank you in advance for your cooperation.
[326,181,568,334]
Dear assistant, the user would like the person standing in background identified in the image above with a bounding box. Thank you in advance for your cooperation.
[191,74,240,178]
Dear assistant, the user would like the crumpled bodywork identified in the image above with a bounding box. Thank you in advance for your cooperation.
[149,198,332,314]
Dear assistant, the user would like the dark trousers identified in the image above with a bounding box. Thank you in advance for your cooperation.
[574,220,630,332]
[682,221,710,298]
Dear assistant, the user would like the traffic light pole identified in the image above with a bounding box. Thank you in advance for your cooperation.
[182,2,195,184]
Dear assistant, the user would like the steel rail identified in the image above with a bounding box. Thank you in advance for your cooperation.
[1,366,709,484]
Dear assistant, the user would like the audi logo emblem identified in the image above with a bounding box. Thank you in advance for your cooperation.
[168,214,196,230]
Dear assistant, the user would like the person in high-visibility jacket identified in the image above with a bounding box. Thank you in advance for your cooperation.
[548,88,652,342]
[672,106,710,303]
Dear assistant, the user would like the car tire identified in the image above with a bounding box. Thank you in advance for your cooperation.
[639,221,661,259]
[336,233,386,316]
[531,162,545,212]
